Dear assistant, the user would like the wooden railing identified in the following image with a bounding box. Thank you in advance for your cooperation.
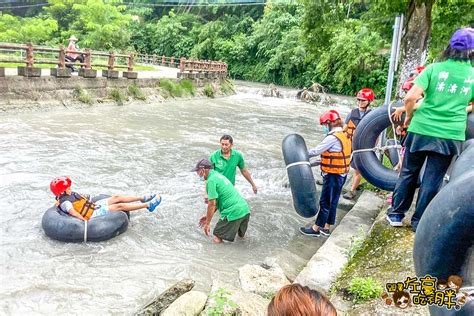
[0,43,228,79]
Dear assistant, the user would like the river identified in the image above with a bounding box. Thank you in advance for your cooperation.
[0,83,351,315]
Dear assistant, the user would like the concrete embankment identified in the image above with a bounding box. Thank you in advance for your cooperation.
[0,75,229,111]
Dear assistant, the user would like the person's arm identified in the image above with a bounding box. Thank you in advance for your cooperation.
[467,102,473,113]
[68,208,86,221]
[343,113,351,132]
[201,199,217,236]
[241,168,257,194]
[404,85,424,126]
[308,135,339,157]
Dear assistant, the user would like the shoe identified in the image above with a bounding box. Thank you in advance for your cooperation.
[142,194,156,203]
[386,214,403,227]
[147,195,162,212]
[343,191,356,200]
[316,179,324,185]
[320,228,331,237]
[299,226,320,237]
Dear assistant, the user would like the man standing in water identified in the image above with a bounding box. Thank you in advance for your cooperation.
[193,158,251,243]
[209,134,258,194]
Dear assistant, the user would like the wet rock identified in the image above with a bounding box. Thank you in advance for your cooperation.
[202,280,269,316]
[239,263,290,296]
[137,279,195,315]
[161,291,207,316]
[264,249,307,282]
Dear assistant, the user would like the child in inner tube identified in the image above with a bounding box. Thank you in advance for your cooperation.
[50,176,161,221]
[299,109,351,237]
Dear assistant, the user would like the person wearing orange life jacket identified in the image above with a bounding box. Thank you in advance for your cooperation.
[300,110,351,237]
[342,88,375,200]
[50,176,162,221]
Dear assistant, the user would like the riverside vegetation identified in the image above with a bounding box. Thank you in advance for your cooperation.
[1,0,471,96]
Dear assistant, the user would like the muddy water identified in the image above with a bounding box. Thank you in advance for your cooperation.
[0,83,351,315]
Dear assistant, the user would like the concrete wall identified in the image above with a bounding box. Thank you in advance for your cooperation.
[0,76,222,111]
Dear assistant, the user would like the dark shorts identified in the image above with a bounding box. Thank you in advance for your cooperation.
[213,213,250,242]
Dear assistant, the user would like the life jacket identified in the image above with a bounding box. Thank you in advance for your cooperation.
[346,108,371,140]
[58,192,96,220]
[321,131,352,174]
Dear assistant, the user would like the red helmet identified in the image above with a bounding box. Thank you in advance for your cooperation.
[356,88,375,102]
[50,176,71,196]
[319,109,341,125]
[402,66,425,92]
[402,77,415,92]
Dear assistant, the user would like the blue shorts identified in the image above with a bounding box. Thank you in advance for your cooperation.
[91,198,109,218]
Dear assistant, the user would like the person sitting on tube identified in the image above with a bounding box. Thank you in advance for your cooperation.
[300,109,351,237]
[50,176,161,221]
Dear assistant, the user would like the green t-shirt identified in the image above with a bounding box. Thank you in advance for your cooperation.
[206,170,250,221]
[209,149,246,185]
[409,59,473,141]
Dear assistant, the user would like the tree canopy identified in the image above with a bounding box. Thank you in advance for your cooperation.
[1,0,471,96]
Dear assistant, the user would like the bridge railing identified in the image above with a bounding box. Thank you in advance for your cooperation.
[0,42,136,78]
[0,43,228,79]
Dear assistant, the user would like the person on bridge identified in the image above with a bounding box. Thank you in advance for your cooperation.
[300,110,351,237]
[65,36,84,72]
[209,134,258,194]
[386,27,474,232]
[342,88,375,200]
[50,176,161,221]
[193,158,251,243]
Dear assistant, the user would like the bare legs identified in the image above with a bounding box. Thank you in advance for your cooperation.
[106,195,159,212]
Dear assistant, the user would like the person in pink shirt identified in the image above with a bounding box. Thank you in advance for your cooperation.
[65,35,84,72]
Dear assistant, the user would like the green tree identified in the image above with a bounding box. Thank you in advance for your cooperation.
[0,14,58,44]
[69,0,132,50]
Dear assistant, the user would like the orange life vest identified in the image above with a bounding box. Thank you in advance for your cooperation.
[345,108,371,140]
[321,131,352,174]
[58,192,96,220]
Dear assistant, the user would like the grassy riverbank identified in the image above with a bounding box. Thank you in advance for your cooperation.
[331,206,429,315]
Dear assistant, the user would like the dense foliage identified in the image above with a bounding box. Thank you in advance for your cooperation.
[1,0,470,96]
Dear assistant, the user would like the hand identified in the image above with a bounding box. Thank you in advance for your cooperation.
[198,216,207,228]
[391,108,404,122]
[203,223,210,236]
[252,185,258,194]
[404,115,412,127]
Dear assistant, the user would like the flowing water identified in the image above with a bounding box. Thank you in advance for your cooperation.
[0,83,351,315]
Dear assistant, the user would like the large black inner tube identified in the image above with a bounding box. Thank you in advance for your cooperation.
[414,173,474,315]
[450,144,474,181]
[42,195,130,242]
[352,102,403,191]
[466,112,474,140]
[282,134,319,218]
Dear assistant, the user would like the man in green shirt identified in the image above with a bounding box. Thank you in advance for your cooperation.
[192,158,251,243]
[209,135,258,194]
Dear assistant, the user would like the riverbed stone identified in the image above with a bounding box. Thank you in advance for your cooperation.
[294,191,383,292]
[239,263,290,296]
[0,67,5,77]
[202,280,269,316]
[264,249,307,282]
[161,291,207,316]
[137,279,195,315]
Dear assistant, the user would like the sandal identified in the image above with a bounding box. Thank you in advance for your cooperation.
[142,194,156,203]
